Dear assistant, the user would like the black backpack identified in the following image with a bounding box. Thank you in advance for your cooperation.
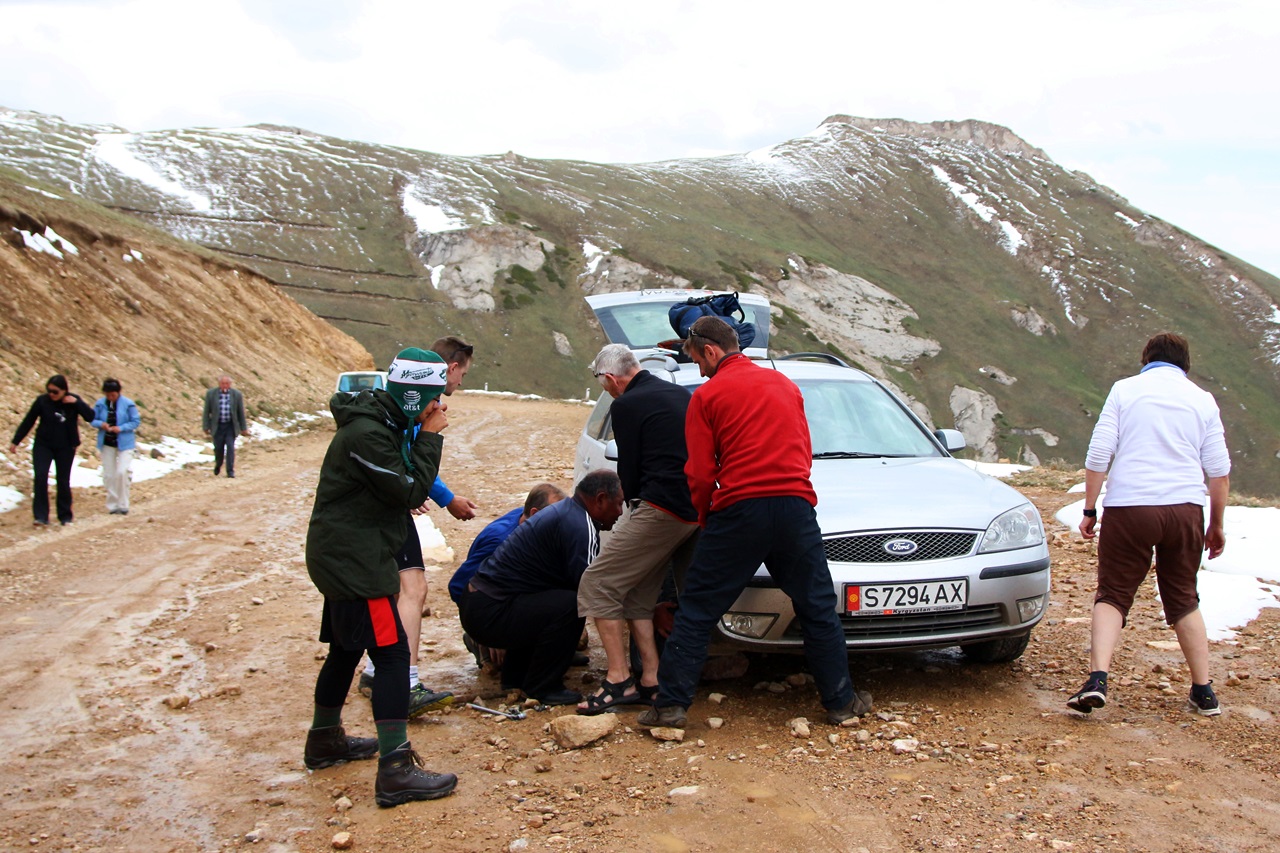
[667,292,756,349]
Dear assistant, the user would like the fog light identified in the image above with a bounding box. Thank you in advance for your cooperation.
[720,612,778,639]
[1017,594,1046,623]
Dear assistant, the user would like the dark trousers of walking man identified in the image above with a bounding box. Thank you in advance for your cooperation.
[213,421,239,477]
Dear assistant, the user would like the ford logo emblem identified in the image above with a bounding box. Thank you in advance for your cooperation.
[883,538,919,556]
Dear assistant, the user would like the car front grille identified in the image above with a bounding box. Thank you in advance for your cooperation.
[824,530,978,563]
[783,604,1005,640]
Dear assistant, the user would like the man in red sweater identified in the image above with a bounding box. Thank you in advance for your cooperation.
[638,317,873,729]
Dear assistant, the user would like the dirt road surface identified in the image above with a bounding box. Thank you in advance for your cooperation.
[1,394,1277,852]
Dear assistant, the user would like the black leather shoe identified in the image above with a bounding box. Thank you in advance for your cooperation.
[303,725,378,769]
[533,688,583,706]
[375,742,458,807]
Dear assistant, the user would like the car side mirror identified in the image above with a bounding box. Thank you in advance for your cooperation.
[604,439,619,461]
[935,429,966,452]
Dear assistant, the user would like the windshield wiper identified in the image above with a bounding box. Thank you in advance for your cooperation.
[812,451,912,459]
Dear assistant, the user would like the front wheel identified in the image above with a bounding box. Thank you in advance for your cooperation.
[960,631,1031,664]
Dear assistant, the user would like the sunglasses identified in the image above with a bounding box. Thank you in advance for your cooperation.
[47,387,64,396]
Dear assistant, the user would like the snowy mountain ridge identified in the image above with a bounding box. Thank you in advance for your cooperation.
[2,106,1277,495]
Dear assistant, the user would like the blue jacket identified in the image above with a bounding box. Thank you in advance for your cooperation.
[92,396,141,451]
[448,507,522,604]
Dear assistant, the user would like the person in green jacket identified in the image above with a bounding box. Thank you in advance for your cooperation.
[302,347,459,808]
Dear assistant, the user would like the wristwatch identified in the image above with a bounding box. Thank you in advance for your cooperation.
[1082,508,1097,518]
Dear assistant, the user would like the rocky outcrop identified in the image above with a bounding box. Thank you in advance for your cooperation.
[949,386,1001,461]
[979,366,1017,385]
[577,252,690,295]
[776,256,940,373]
[416,225,554,311]
[825,116,1050,159]
[1010,306,1058,337]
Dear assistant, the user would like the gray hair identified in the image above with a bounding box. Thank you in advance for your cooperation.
[590,343,639,378]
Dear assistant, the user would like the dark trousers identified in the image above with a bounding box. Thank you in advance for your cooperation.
[213,422,238,476]
[656,496,853,711]
[461,587,584,700]
[31,443,75,524]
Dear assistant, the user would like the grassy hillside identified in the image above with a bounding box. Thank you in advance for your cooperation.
[1,109,1275,496]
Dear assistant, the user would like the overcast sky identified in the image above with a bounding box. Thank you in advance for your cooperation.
[2,0,1277,277]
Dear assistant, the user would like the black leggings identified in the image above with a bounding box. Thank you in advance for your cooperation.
[314,637,410,722]
[31,443,75,524]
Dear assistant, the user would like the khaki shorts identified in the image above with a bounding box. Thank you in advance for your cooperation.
[578,501,699,620]
[1095,503,1204,626]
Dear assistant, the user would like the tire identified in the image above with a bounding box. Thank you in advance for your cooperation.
[960,631,1031,664]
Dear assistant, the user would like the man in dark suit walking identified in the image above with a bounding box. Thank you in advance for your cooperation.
[202,374,249,477]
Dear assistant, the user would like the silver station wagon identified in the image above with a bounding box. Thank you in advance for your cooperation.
[576,289,1050,663]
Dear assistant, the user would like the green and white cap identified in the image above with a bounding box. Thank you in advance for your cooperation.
[386,348,447,416]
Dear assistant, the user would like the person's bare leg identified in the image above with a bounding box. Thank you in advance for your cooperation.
[594,618,632,684]
[399,569,427,673]
[1089,601,1126,673]
[578,617,639,710]
[1172,609,1210,685]
[629,618,659,689]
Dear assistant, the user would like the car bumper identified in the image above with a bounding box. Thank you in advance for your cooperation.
[711,550,1051,653]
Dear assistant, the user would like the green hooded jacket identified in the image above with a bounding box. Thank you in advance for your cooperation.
[305,389,442,601]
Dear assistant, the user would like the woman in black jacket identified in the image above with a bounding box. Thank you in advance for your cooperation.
[9,375,96,526]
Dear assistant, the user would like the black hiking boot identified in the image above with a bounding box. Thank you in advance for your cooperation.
[827,690,875,726]
[374,742,458,807]
[303,725,378,770]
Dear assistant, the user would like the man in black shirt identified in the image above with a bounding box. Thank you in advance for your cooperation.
[576,345,699,715]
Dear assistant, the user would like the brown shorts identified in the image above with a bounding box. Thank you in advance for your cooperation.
[1095,503,1204,626]
[577,501,699,620]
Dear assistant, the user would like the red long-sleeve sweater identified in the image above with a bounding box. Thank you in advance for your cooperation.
[684,353,817,525]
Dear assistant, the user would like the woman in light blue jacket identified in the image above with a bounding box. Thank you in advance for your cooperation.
[91,378,141,515]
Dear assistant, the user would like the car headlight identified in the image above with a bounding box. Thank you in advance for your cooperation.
[978,503,1044,553]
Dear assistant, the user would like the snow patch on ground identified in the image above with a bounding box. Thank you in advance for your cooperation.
[956,460,1031,479]
[18,227,78,259]
[92,133,212,212]
[0,485,22,513]
[1053,501,1280,639]
[402,185,467,233]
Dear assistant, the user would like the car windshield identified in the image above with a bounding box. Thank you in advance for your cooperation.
[797,378,943,458]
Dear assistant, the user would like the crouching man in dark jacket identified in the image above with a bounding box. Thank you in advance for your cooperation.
[461,470,624,705]
[303,347,458,808]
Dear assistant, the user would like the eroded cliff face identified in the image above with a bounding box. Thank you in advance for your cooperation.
[0,184,371,441]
